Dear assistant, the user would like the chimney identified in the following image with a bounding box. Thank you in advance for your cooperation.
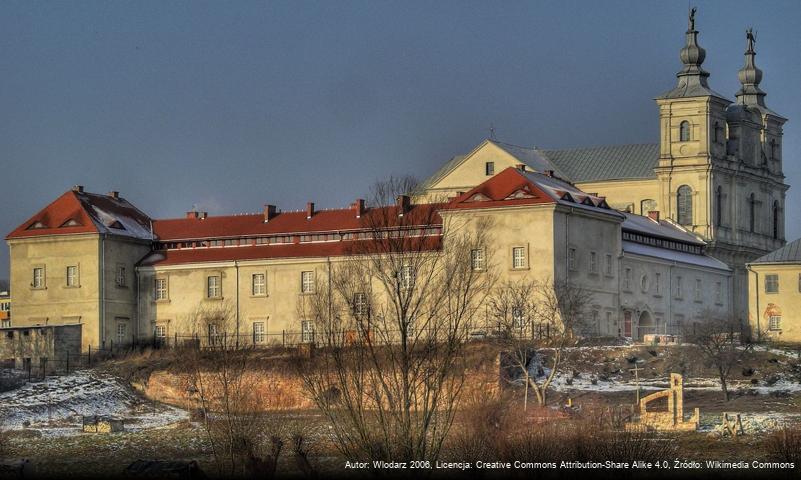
[648,211,660,222]
[107,191,120,199]
[186,211,208,220]
[516,164,527,172]
[72,185,84,193]
[396,195,411,216]
[352,198,365,218]
[263,204,277,222]
[306,202,315,219]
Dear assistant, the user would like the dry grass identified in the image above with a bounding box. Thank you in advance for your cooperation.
[765,424,801,464]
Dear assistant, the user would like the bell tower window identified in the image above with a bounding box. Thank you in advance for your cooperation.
[679,121,691,142]
[715,186,723,227]
[677,185,693,226]
[748,193,756,233]
[773,201,780,240]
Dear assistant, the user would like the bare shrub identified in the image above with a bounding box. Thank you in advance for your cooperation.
[765,424,801,465]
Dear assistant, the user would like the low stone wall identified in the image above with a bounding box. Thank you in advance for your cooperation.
[0,324,81,372]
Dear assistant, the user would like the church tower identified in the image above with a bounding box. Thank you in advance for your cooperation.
[655,9,788,321]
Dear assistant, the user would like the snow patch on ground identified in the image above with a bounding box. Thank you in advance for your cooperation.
[548,372,801,394]
[0,370,187,437]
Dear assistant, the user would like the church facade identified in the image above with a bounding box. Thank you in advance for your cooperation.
[419,14,788,322]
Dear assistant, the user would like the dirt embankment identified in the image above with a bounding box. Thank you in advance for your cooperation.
[136,344,501,411]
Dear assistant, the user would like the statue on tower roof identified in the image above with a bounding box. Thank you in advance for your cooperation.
[689,7,697,31]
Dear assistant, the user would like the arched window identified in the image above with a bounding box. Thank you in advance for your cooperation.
[679,121,691,142]
[677,185,693,226]
[640,199,657,215]
[773,201,780,240]
[715,186,723,227]
[749,193,756,233]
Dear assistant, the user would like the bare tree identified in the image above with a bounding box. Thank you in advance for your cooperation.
[298,177,496,468]
[490,279,592,408]
[182,301,285,478]
[682,314,752,401]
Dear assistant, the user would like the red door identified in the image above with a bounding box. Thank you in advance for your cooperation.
[624,311,632,337]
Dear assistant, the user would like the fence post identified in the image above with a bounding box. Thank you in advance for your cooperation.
[88,345,92,367]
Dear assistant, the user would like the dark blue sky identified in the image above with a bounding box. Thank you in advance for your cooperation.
[1,0,800,280]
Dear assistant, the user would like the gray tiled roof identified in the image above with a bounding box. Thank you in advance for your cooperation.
[750,238,801,264]
[540,144,659,183]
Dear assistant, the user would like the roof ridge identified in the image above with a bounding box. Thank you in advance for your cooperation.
[541,142,658,152]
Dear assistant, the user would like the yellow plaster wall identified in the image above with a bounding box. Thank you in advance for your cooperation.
[748,264,801,343]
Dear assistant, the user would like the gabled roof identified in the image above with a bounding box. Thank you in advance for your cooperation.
[750,238,801,265]
[421,140,660,191]
[6,189,154,241]
[540,144,659,183]
[444,167,622,219]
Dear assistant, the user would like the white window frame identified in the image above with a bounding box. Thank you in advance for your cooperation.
[251,273,266,296]
[604,254,613,276]
[589,251,597,274]
[66,265,79,287]
[32,267,45,289]
[694,278,702,302]
[768,315,782,331]
[568,248,577,271]
[301,320,314,343]
[623,267,632,291]
[399,264,415,290]
[154,325,167,339]
[512,247,527,270]
[253,321,266,344]
[155,278,168,301]
[353,293,369,318]
[116,322,127,344]
[207,275,221,299]
[301,271,315,294]
[470,248,485,271]
[675,276,683,299]
[511,307,525,330]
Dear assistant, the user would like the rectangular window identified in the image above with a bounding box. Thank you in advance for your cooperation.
[251,273,266,296]
[155,278,168,300]
[675,276,683,299]
[512,307,525,329]
[116,265,126,287]
[470,249,485,271]
[207,275,221,298]
[154,325,167,339]
[605,254,613,276]
[253,321,266,344]
[623,268,632,291]
[568,248,577,271]
[32,267,44,289]
[715,282,723,304]
[301,320,314,343]
[512,247,527,269]
[694,279,702,302]
[208,323,220,345]
[116,322,127,344]
[399,264,415,290]
[655,272,662,295]
[485,161,495,176]
[765,274,779,294]
[353,293,369,318]
[769,315,782,331]
[589,251,597,274]
[66,266,78,287]
[301,271,315,294]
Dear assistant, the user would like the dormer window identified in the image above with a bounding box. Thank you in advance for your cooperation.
[27,221,47,230]
[679,121,690,142]
[60,219,81,227]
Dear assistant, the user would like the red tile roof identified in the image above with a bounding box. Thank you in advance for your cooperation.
[139,236,443,267]
[6,189,153,241]
[152,203,442,241]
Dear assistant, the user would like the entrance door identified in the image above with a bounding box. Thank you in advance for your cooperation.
[624,311,632,337]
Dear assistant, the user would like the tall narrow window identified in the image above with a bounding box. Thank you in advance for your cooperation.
[749,193,756,233]
[773,201,780,240]
[301,271,315,294]
[207,275,221,298]
[679,121,690,142]
[253,322,266,344]
[301,320,314,343]
[677,185,693,226]
[155,278,168,300]
[485,161,495,176]
[589,251,597,273]
[715,186,723,227]
[470,249,485,271]
[567,248,576,271]
[675,276,683,299]
[765,274,779,294]
[512,247,527,269]
[251,273,266,296]
[399,264,415,290]
[116,322,127,344]
[623,268,632,291]
[694,279,702,302]
[66,266,78,287]
[353,293,369,318]
[713,121,720,143]
[116,265,127,287]
[32,267,44,289]
[605,254,613,276]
